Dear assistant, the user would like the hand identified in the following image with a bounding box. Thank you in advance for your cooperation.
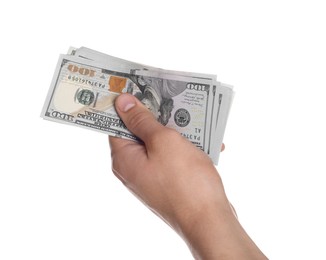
[109,94,227,229]
[109,94,267,260]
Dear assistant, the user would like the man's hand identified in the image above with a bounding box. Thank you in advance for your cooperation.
[109,94,267,260]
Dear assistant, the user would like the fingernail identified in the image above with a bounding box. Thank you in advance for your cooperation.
[117,94,136,112]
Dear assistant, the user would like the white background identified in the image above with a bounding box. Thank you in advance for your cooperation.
[0,0,325,259]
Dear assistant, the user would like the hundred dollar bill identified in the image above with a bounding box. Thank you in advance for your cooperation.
[209,83,234,163]
[69,47,225,156]
[41,55,215,153]
[70,46,217,81]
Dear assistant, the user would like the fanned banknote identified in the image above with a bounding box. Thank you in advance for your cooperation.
[41,47,234,164]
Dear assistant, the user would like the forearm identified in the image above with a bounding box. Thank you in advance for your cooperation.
[178,201,268,260]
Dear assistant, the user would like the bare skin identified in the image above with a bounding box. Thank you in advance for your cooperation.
[109,94,267,260]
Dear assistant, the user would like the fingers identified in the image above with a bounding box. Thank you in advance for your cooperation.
[221,143,225,152]
[109,136,148,184]
[229,202,238,219]
[114,94,164,144]
[109,135,134,154]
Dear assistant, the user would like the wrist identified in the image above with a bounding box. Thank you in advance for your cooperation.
[178,199,235,259]
[176,202,267,260]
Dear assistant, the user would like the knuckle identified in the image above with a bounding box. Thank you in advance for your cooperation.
[110,155,120,175]
[127,110,149,130]
[111,158,128,185]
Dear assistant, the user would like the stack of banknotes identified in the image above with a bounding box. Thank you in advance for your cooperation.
[41,47,234,164]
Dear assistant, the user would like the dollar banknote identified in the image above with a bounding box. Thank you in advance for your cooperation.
[72,47,235,163]
[41,48,234,164]
[71,46,217,81]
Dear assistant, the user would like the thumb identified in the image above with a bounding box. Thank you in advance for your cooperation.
[114,93,164,143]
